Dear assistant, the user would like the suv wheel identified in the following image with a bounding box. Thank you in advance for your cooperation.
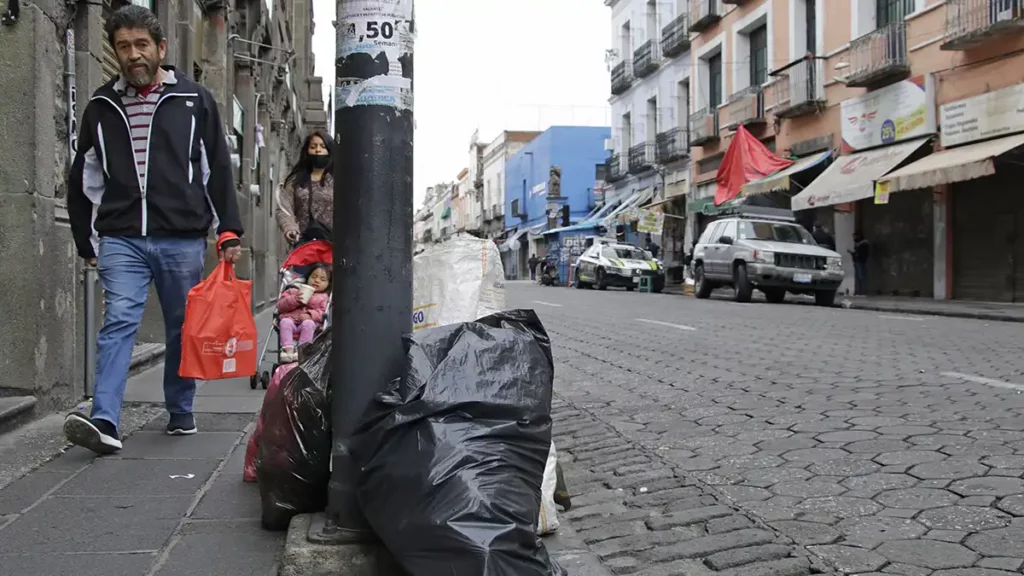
[596,268,608,290]
[815,289,837,307]
[733,263,753,303]
[575,269,587,289]
[694,264,712,299]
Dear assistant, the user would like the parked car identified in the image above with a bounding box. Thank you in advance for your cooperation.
[574,242,665,292]
[691,215,843,306]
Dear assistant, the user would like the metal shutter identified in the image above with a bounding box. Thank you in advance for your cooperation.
[952,177,1015,302]
[861,189,934,297]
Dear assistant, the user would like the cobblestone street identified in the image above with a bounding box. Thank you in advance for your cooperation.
[512,283,1024,576]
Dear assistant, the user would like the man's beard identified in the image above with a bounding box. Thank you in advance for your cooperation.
[121,60,159,87]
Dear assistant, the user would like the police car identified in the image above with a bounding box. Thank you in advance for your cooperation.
[574,242,665,292]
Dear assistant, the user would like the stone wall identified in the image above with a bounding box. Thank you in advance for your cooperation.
[0,0,325,412]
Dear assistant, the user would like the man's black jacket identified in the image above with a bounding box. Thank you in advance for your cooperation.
[68,69,243,259]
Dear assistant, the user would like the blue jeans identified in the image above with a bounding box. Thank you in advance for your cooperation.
[93,236,207,432]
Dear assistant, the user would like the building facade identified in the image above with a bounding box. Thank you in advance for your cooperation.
[605,0,695,269]
[502,126,612,278]
[480,130,542,239]
[677,0,1024,301]
[0,0,325,411]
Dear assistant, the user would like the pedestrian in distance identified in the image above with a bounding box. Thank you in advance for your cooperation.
[276,131,334,245]
[65,5,243,454]
[528,254,539,281]
[812,223,835,251]
[645,235,660,259]
[850,232,871,296]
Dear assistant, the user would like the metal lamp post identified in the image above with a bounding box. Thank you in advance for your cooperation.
[326,0,415,541]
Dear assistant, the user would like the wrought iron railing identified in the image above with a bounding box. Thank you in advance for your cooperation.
[690,107,719,145]
[633,40,658,78]
[771,57,826,118]
[611,61,633,95]
[656,127,690,164]
[847,22,909,86]
[607,153,625,182]
[690,0,722,32]
[628,143,655,174]
[943,0,1024,49]
[661,13,691,58]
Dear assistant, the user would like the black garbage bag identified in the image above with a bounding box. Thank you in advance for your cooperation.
[353,309,566,576]
[256,330,332,531]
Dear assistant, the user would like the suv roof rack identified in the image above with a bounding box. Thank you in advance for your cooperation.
[730,205,797,222]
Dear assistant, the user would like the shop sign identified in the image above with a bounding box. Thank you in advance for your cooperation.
[940,83,1024,148]
[840,75,936,151]
[637,209,665,235]
[874,181,890,205]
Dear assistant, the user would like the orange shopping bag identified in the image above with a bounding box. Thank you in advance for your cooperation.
[179,261,258,380]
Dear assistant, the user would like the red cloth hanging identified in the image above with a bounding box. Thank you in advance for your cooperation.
[714,125,794,206]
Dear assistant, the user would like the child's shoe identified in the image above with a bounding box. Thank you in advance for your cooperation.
[280,346,297,363]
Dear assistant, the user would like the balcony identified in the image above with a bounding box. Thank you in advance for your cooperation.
[690,108,720,146]
[942,0,1024,50]
[491,203,502,220]
[845,22,910,88]
[607,153,626,182]
[633,40,659,78]
[611,61,633,95]
[628,143,656,173]
[770,57,826,119]
[661,13,691,58]
[690,0,722,33]
[722,86,766,130]
[656,127,690,164]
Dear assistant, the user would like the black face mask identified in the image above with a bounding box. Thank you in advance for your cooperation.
[309,154,330,170]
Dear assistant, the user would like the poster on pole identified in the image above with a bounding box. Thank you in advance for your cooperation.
[335,0,414,111]
[636,209,664,235]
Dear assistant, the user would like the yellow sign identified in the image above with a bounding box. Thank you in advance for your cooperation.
[874,180,890,205]
[636,209,665,235]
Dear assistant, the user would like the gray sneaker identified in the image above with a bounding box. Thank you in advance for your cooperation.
[167,413,198,436]
[64,413,122,454]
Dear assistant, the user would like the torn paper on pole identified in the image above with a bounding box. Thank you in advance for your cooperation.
[335,0,414,111]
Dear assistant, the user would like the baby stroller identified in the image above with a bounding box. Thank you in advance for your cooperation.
[250,239,333,390]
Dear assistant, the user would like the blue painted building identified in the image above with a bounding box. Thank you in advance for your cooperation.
[500,126,610,279]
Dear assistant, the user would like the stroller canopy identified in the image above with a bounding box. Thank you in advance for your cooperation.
[281,240,333,270]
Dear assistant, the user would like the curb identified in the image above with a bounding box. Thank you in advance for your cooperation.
[840,302,1024,323]
[662,289,1024,324]
[129,342,167,376]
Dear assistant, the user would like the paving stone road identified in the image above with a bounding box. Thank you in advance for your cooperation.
[514,283,1024,576]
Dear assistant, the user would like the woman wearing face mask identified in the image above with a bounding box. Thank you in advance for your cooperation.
[276,131,334,245]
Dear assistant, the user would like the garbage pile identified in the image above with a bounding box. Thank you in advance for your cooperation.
[247,236,569,574]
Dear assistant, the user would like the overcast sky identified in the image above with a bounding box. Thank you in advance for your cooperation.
[310,0,613,206]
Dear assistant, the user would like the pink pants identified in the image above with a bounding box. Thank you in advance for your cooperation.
[279,318,316,348]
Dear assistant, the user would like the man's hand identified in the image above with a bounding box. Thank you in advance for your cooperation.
[220,245,242,263]
[85,258,97,267]
[285,230,300,244]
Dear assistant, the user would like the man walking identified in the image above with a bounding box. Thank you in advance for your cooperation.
[812,223,835,251]
[65,5,243,454]
[850,232,870,296]
[528,254,539,281]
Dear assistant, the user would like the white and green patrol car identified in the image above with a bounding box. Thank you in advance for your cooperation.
[574,242,665,292]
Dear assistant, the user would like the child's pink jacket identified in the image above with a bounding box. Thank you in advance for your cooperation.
[277,287,329,324]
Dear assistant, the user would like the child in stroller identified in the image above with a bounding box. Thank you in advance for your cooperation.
[276,262,331,362]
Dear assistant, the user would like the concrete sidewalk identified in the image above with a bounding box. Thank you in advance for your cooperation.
[0,311,281,576]
[662,284,1024,322]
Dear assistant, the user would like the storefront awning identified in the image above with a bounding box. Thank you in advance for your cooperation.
[741,151,832,196]
[878,133,1024,193]
[504,224,544,251]
[791,137,931,211]
[601,188,653,225]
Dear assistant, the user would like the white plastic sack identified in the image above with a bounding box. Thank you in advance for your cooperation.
[412,235,506,331]
[537,442,560,535]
